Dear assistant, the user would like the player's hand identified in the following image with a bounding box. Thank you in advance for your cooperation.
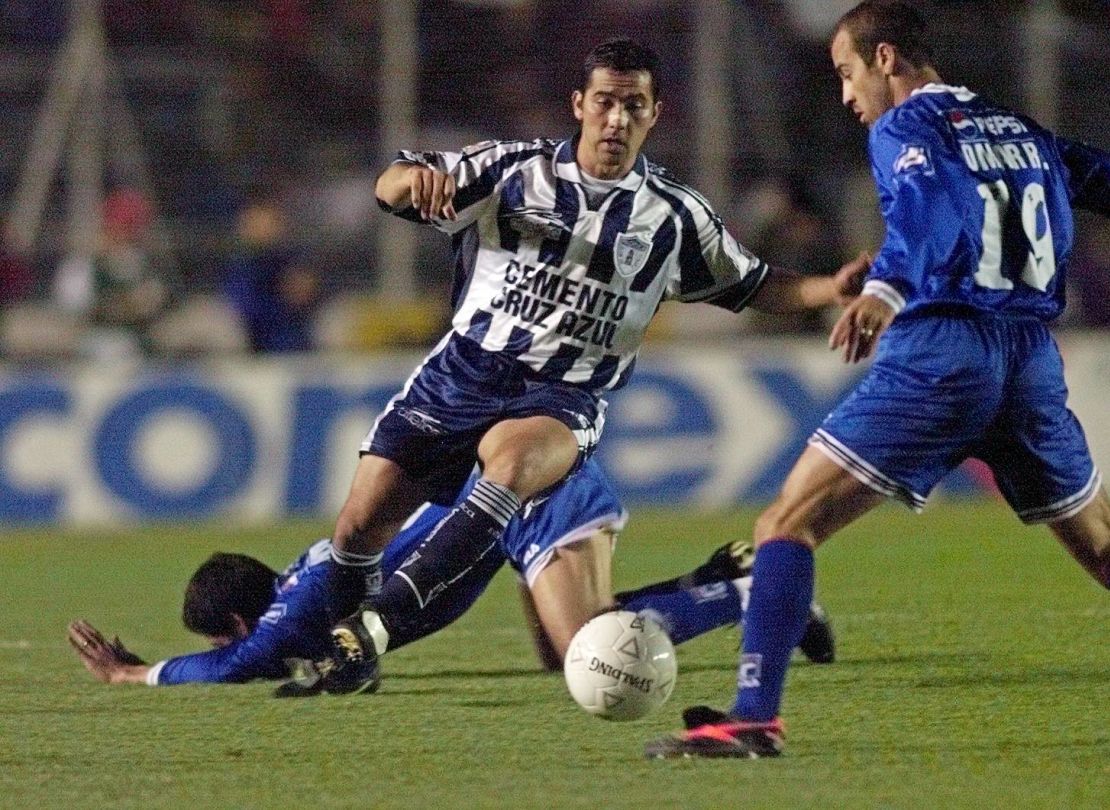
[831,251,871,306]
[829,293,895,364]
[67,619,146,683]
[407,166,457,222]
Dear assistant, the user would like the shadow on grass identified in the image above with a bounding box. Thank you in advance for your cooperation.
[389,667,549,680]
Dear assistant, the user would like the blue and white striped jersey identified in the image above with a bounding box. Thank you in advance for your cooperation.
[384,138,770,391]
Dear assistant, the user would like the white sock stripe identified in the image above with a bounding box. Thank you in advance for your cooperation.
[469,480,521,526]
[331,547,384,567]
[467,491,515,526]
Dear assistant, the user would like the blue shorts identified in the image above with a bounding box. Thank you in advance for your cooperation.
[812,314,1101,523]
[361,333,606,504]
[384,459,627,585]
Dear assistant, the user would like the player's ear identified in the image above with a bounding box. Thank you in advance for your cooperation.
[875,42,897,76]
[572,90,584,122]
[231,612,251,639]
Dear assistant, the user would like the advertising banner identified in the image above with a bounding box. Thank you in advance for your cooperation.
[2,337,1107,524]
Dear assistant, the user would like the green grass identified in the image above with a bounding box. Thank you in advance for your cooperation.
[2,500,1107,809]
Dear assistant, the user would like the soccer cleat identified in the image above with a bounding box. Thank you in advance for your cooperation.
[273,657,329,698]
[644,706,784,760]
[323,610,382,695]
[687,539,756,587]
[798,602,835,664]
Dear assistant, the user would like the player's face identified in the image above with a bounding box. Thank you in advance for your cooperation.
[831,28,894,128]
[572,68,660,179]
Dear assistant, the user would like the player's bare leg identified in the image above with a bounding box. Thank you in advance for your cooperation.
[753,446,887,548]
[327,417,580,695]
[516,581,563,672]
[527,531,615,660]
[1047,486,1110,588]
[334,455,430,555]
[478,415,581,501]
[650,447,883,758]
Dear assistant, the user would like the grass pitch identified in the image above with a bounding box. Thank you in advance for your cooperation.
[2,500,1107,809]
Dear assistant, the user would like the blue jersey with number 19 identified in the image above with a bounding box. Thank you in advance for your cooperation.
[863,83,1110,321]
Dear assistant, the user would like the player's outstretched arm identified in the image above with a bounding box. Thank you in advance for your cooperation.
[67,620,150,685]
[750,252,870,314]
[1056,137,1110,217]
[375,162,457,222]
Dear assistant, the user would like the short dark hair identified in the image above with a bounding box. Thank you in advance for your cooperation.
[835,1,934,69]
[182,552,277,637]
[580,37,661,101]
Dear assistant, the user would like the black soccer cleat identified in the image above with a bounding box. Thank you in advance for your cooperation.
[798,602,835,664]
[645,706,784,760]
[273,657,329,698]
[323,610,382,695]
[686,539,756,588]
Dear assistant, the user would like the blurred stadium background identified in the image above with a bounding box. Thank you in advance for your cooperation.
[1,0,1108,525]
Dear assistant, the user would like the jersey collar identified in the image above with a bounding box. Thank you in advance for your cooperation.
[911,82,977,101]
[554,137,647,192]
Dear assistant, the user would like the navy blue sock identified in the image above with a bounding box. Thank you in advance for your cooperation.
[326,546,384,623]
[732,539,814,722]
[375,479,520,649]
[619,580,744,645]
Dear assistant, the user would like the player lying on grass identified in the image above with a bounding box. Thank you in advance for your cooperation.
[68,459,835,688]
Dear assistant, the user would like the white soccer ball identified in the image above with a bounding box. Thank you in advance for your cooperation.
[563,610,677,721]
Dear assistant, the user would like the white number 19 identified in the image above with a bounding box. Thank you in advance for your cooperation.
[974,180,1056,292]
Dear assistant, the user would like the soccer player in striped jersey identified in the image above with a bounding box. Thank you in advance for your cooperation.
[648,1,1110,759]
[323,38,867,693]
[66,460,835,688]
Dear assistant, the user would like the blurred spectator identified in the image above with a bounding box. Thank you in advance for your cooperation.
[223,200,321,353]
[53,187,169,357]
[0,226,33,306]
[733,180,845,333]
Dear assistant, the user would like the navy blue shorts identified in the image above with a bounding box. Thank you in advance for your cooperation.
[361,334,606,504]
[812,314,1101,523]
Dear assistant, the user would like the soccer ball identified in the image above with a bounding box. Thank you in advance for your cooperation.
[563,610,677,721]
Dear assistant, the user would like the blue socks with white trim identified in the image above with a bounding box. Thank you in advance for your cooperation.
[618,580,746,645]
[732,539,814,722]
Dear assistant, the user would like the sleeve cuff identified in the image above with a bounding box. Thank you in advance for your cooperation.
[862,279,906,314]
[145,660,167,686]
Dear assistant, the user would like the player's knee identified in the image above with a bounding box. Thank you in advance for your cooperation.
[482,452,569,501]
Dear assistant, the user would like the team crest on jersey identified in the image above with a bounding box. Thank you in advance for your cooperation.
[613,233,652,277]
[892,144,934,177]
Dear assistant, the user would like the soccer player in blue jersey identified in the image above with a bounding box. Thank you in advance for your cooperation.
[322,37,867,693]
[647,0,1110,759]
[67,460,835,688]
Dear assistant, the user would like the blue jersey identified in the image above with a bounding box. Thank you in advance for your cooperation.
[864,84,1110,322]
[147,541,336,685]
[147,459,625,685]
